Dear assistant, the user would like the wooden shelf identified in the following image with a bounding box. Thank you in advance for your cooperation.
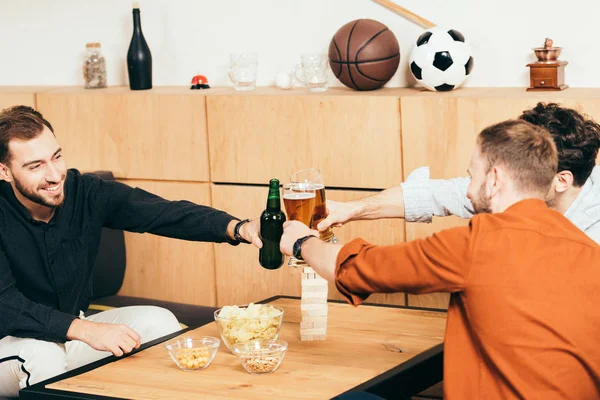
[5,85,600,97]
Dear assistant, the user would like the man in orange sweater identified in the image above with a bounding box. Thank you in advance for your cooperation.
[281,120,600,399]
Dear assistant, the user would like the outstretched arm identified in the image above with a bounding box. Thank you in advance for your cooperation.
[317,167,475,231]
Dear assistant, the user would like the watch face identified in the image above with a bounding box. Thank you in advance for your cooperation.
[293,240,303,260]
[294,235,316,260]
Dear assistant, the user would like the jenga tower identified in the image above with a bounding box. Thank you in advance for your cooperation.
[300,267,328,340]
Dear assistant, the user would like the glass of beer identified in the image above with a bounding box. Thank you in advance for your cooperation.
[290,168,338,244]
[283,182,316,268]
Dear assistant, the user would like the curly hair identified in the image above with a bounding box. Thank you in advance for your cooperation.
[0,105,54,165]
[519,103,600,186]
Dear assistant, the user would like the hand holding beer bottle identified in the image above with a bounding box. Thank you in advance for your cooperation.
[283,181,316,268]
[259,179,287,269]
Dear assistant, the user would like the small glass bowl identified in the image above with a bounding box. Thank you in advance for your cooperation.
[232,339,288,375]
[214,305,284,353]
[164,336,220,371]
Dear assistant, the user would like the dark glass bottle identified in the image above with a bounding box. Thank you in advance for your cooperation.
[259,179,286,270]
[127,3,152,90]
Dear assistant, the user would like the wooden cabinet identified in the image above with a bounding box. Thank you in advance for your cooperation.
[211,184,406,306]
[7,85,596,311]
[116,180,216,306]
[527,61,567,90]
[206,88,410,189]
[0,87,40,110]
[36,87,210,182]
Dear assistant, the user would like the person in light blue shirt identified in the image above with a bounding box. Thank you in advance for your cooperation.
[319,102,600,244]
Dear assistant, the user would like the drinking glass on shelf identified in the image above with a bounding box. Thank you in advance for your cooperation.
[283,182,316,268]
[229,53,258,91]
[290,168,338,244]
[294,54,329,93]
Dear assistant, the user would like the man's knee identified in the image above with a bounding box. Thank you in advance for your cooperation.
[0,338,67,397]
[22,339,68,383]
[132,306,182,342]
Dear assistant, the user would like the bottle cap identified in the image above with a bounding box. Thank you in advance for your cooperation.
[132,1,140,9]
[86,42,101,48]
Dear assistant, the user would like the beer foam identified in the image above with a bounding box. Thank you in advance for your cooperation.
[293,182,323,191]
[283,192,315,200]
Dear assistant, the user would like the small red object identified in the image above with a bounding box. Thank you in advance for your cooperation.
[191,75,208,85]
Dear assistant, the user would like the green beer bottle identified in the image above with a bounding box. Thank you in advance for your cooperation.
[259,179,286,270]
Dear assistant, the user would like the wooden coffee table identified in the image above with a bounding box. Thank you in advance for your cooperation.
[21,296,447,399]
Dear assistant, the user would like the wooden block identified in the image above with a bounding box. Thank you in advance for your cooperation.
[301,285,328,293]
[301,297,327,305]
[300,328,327,335]
[301,279,328,288]
[301,291,328,299]
[301,316,328,323]
[300,303,328,311]
[301,333,327,341]
[300,321,328,329]
[301,308,329,317]
[303,267,329,280]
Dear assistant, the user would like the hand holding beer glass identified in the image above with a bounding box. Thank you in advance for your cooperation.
[284,168,338,268]
[290,168,339,244]
[283,182,316,268]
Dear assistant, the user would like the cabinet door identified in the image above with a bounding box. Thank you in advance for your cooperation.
[0,87,37,110]
[37,88,210,182]
[207,90,403,189]
[117,180,216,306]
[211,184,406,306]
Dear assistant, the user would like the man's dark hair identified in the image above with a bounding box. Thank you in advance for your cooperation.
[0,105,54,165]
[519,102,600,186]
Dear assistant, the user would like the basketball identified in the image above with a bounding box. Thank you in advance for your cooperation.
[328,19,400,91]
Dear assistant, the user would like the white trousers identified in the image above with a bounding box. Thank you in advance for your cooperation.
[0,306,181,398]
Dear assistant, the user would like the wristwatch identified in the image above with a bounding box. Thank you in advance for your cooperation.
[233,219,251,244]
[293,235,317,260]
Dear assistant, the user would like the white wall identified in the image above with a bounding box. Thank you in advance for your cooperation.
[1,0,597,88]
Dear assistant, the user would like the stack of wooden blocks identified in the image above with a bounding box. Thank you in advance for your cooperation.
[300,266,328,341]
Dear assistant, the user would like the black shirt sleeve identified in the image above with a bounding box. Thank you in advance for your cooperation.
[92,176,239,243]
[0,246,76,342]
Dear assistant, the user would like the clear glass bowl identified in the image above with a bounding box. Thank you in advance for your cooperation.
[164,336,220,371]
[214,305,284,352]
[232,339,288,375]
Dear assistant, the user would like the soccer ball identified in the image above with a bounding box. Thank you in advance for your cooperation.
[409,27,474,92]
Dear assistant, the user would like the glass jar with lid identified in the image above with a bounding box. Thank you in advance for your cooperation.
[83,42,107,89]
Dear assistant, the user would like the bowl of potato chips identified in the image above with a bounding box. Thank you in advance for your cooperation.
[214,303,284,352]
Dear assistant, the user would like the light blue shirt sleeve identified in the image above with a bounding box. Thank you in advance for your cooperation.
[401,167,475,223]
[584,223,600,245]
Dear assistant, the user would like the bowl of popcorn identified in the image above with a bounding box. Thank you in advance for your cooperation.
[164,336,220,371]
[232,339,288,375]
[214,303,284,353]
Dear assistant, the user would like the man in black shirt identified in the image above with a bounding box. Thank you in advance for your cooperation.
[0,106,261,397]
